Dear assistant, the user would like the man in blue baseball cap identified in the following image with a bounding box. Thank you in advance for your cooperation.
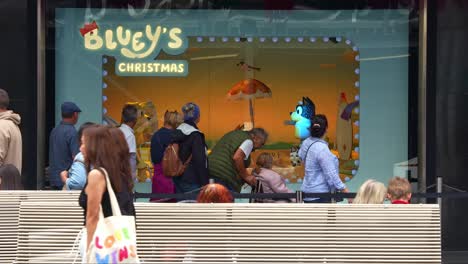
[61,102,82,115]
[48,101,82,190]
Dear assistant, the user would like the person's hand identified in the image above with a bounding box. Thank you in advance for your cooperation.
[60,170,68,183]
[341,188,353,204]
[246,175,257,187]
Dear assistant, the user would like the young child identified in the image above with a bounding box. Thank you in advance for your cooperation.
[253,152,294,203]
[387,176,412,204]
[353,179,387,204]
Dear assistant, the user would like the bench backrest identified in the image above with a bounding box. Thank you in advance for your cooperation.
[11,202,440,264]
[0,190,80,202]
[0,191,80,264]
[0,201,20,264]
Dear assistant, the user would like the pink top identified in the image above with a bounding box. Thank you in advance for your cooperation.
[255,168,294,202]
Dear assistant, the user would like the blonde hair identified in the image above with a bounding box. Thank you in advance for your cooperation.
[164,110,183,129]
[387,176,412,200]
[353,179,387,204]
[254,152,273,174]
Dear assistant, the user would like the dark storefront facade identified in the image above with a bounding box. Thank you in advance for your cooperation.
[0,0,467,257]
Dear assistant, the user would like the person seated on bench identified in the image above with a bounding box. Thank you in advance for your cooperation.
[353,179,386,204]
[387,176,412,204]
[253,152,295,203]
[197,183,233,203]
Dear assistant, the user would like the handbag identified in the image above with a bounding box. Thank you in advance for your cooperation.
[86,168,140,264]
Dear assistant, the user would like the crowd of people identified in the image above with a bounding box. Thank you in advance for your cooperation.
[1,89,415,260]
[44,99,413,206]
[0,88,413,207]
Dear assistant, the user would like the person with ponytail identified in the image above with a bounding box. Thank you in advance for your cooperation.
[253,152,294,203]
[298,114,349,203]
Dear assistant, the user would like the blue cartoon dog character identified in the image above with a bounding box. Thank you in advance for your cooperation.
[285,97,315,140]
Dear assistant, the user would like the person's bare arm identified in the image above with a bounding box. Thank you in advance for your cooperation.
[232,149,256,186]
[85,169,106,250]
[60,170,69,184]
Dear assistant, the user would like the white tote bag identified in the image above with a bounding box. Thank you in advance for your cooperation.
[86,168,140,264]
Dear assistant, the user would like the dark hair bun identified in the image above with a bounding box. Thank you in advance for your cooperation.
[310,114,328,138]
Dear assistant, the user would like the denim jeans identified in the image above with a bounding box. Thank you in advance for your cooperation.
[172,178,201,201]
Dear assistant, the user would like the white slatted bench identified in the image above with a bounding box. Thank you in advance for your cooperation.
[0,200,20,264]
[11,202,440,264]
[0,190,80,202]
[0,191,80,264]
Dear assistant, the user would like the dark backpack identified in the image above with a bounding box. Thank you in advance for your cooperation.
[162,143,192,177]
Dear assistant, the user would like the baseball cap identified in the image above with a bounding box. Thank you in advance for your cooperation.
[61,102,82,114]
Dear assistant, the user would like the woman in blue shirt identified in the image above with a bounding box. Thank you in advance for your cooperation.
[298,114,349,203]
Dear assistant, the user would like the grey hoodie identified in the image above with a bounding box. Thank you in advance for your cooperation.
[0,110,22,173]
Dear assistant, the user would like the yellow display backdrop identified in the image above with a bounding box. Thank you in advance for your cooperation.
[102,37,360,183]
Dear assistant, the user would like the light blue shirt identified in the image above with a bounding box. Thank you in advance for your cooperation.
[65,152,87,190]
[298,137,346,201]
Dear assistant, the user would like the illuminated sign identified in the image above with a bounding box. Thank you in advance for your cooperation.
[116,60,188,76]
[81,22,188,76]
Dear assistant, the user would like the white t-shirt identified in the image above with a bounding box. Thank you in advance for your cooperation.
[119,124,137,153]
[238,139,254,160]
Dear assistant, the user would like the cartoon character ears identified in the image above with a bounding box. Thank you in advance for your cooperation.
[303,97,313,105]
[298,96,310,105]
[297,97,315,109]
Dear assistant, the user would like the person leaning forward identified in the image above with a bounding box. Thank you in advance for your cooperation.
[209,128,268,192]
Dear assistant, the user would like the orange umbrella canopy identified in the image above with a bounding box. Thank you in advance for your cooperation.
[227,78,272,100]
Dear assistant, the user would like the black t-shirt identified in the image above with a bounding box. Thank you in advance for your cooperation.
[79,170,136,225]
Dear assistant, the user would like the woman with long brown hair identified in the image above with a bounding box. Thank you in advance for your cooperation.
[78,125,135,258]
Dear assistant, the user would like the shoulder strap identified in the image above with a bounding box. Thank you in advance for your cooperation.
[303,140,319,165]
[96,167,122,217]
